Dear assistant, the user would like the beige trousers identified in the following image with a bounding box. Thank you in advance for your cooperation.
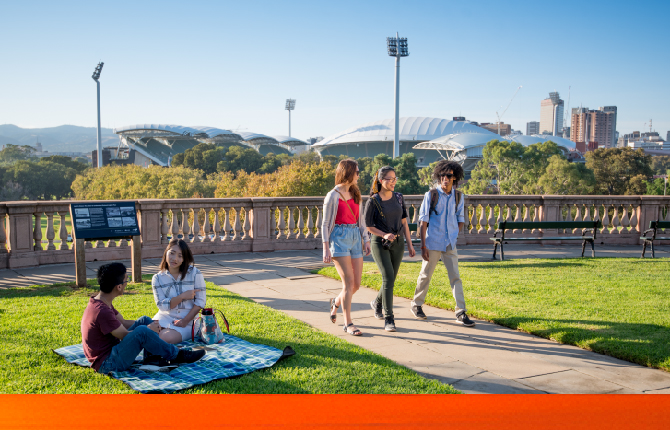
[412,246,466,316]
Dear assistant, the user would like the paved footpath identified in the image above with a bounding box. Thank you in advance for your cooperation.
[2,244,670,394]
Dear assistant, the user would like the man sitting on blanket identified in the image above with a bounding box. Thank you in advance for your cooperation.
[81,262,205,373]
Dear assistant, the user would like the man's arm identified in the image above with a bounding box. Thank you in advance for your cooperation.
[420,221,429,262]
[115,312,134,329]
[110,324,129,340]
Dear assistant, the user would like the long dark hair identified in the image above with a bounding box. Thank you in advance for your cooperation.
[369,166,395,196]
[159,238,194,280]
[335,159,361,204]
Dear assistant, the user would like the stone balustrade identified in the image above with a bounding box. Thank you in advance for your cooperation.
[1,195,669,269]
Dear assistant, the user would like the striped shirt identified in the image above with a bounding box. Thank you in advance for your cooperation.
[152,266,206,322]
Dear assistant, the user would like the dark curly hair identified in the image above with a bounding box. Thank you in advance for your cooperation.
[432,160,464,188]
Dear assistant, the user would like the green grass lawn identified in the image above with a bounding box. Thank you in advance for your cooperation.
[0,275,459,394]
[318,258,670,372]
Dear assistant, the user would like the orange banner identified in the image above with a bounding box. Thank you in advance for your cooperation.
[1,395,668,429]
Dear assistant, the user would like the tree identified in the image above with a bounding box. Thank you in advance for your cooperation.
[463,140,528,194]
[536,155,596,195]
[645,178,666,195]
[585,147,653,195]
[0,144,36,165]
[72,165,216,200]
[651,155,670,176]
[9,160,77,200]
[171,143,226,175]
[40,155,89,174]
[217,146,265,175]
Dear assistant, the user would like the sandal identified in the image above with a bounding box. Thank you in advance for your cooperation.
[343,323,362,336]
[329,298,339,323]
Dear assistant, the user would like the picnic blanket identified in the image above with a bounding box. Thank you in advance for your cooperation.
[54,335,295,393]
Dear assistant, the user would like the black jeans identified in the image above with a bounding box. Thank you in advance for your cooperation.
[370,235,405,318]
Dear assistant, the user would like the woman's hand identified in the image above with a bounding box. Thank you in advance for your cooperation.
[383,233,396,241]
[407,244,416,257]
[173,319,190,328]
[148,321,162,333]
[179,290,196,302]
[364,242,371,256]
[323,245,332,264]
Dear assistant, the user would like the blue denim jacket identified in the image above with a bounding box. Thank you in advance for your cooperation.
[417,187,465,251]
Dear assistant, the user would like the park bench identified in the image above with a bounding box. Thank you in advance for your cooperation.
[640,221,670,258]
[408,223,422,245]
[491,220,602,261]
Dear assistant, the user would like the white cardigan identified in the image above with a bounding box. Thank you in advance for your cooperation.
[321,188,370,244]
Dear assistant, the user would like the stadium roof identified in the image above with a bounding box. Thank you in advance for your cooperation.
[113,124,239,139]
[314,117,499,147]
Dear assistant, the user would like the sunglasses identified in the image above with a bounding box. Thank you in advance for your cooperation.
[441,174,454,179]
[383,176,398,182]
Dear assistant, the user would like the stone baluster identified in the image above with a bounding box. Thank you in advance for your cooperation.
[161,209,169,244]
[58,211,69,251]
[531,204,539,234]
[629,205,638,233]
[213,207,221,241]
[46,212,58,250]
[583,205,591,222]
[202,208,211,242]
[495,204,503,233]
[232,208,242,241]
[242,207,251,240]
[315,207,322,239]
[487,205,495,233]
[270,207,278,240]
[222,208,231,240]
[470,204,479,234]
[620,206,630,233]
[572,204,582,233]
[477,205,486,234]
[0,213,7,254]
[592,205,600,229]
[305,206,314,239]
[512,204,522,233]
[411,205,418,238]
[505,204,513,223]
[600,205,610,234]
[85,240,93,249]
[191,209,200,243]
[522,205,531,234]
[611,206,620,235]
[33,210,43,251]
[170,209,179,240]
[181,209,190,240]
[287,206,296,239]
[563,204,572,234]
[276,207,286,239]
[296,207,305,239]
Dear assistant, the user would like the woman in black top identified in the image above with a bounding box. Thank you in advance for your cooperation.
[365,166,415,332]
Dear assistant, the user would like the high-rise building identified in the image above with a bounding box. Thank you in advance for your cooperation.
[526,121,539,135]
[571,107,617,152]
[599,106,617,148]
[480,122,511,135]
[540,92,564,136]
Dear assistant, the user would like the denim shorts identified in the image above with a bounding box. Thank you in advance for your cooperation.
[329,224,363,259]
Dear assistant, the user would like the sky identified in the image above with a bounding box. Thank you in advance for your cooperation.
[1,0,669,141]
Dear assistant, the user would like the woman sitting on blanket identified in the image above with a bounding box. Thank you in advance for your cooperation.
[152,238,206,344]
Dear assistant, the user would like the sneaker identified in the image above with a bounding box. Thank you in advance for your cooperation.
[384,316,396,332]
[456,313,475,327]
[173,348,206,364]
[370,299,384,320]
[411,305,427,320]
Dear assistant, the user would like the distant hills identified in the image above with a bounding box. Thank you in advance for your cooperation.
[0,124,117,153]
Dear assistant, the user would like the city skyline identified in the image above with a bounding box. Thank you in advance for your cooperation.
[1,0,668,140]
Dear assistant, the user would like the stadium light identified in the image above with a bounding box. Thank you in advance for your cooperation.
[285,98,296,137]
[386,33,408,158]
[92,62,104,168]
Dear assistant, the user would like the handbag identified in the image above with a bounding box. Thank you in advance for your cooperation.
[192,308,230,344]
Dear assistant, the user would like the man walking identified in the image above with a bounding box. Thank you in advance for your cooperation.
[411,160,475,327]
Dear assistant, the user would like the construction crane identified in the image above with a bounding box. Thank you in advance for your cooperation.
[495,85,522,135]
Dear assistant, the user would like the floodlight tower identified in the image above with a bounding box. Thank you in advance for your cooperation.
[387,32,409,158]
[92,62,104,169]
[285,99,296,137]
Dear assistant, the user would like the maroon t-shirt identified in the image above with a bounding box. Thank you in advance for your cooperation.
[81,297,122,371]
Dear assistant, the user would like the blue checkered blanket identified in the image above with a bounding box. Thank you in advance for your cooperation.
[54,336,293,393]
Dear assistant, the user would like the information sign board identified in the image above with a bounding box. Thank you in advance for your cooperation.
[69,201,140,240]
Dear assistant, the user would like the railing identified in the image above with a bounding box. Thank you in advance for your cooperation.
[1,195,669,269]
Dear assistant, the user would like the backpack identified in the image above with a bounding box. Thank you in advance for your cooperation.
[429,188,462,216]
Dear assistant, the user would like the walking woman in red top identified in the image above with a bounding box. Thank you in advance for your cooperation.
[321,159,371,335]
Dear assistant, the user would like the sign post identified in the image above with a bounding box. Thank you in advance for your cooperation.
[69,202,141,288]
